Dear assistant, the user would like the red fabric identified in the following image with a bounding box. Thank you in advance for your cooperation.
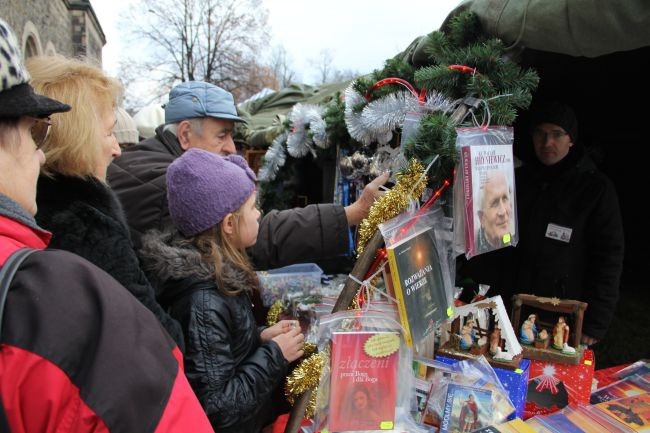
[0,214,214,433]
[0,215,50,263]
[0,345,109,433]
[593,363,632,389]
[154,347,214,433]
[270,413,311,433]
[0,215,85,433]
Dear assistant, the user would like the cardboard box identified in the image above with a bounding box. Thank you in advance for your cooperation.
[435,355,530,420]
[524,349,595,419]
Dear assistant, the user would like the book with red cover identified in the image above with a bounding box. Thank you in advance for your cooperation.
[328,331,399,431]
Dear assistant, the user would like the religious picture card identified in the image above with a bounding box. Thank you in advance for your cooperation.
[440,384,493,433]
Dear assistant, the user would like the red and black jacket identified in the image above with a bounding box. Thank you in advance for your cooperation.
[0,205,214,433]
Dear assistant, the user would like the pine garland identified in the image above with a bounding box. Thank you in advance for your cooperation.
[256,9,538,207]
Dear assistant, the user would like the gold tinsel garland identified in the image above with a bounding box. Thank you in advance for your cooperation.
[284,350,328,418]
[356,159,427,255]
[267,300,317,355]
[266,300,284,326]
[282,158,428,412]
[284,160,427,417]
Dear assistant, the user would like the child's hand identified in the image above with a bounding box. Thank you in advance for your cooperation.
[272,326,304,363]
[261,320,299,342]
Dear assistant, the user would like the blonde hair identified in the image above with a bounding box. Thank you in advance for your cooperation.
[190,209,258,296]
[26,54,122,177]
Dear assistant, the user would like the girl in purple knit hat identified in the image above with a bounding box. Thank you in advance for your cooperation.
[139,148,304,433]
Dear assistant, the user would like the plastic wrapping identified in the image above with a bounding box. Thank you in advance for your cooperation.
[453,126,518,259]
[413,355,515,430]
[309,309,430,433]
[530,404,635,433]
[257,263,324,307]
[379,206,455,348]
[584,393,650,432]
[612,359,650,380]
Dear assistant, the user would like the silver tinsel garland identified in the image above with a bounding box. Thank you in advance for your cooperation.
[258,81,454,183]
[344,82,454,146]
[257,132,287,182]
[286,103,325,158]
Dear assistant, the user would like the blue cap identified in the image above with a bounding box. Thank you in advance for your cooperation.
[164,81,245,124]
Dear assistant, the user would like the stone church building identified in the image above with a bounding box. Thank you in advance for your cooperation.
[0,0,104,63]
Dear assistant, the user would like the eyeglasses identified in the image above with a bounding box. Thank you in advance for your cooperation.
[30,117,52,149]
[532,129,568,142]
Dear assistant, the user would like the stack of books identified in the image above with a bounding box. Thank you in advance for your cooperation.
[524,363,650,432]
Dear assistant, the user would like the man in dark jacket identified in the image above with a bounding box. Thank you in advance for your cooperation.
[0,18,213,433]
[108,81,388,269]
[461,101,623,346]
[513,101,624,345]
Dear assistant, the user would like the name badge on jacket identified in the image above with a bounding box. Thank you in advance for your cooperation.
[545,223,572,243]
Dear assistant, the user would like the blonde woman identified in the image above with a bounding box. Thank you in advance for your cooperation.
[26,55,184,349]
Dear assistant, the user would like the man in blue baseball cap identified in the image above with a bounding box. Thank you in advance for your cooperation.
[108,81,387,269]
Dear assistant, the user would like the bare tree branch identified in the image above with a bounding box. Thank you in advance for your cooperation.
[119,0,275,108]
[269,45,299,88]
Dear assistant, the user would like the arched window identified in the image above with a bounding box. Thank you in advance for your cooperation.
[21,21,42,59]
[45,41,57,56]
[24,35,38,58]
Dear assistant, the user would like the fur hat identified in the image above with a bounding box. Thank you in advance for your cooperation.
[114,107,139,145]
[530,101,579,143]
[0,18,70,119]
[164,81,245,124]
[167,149,256,237]
[133,103,164,139]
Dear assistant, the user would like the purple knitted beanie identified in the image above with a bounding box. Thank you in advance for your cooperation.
[167,148,256,236]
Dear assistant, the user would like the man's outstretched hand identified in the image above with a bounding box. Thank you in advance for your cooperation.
[344,172,390,226]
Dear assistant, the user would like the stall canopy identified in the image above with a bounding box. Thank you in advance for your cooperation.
[445,0,650,58]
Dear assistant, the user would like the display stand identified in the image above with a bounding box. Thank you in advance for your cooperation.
[282,102,473,433]
[511,294,587,365]
[437,296,523,371]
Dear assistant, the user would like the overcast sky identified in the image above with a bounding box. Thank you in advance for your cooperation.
[92,0,460,81]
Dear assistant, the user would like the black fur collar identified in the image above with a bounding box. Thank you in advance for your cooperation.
[36,173,127,226]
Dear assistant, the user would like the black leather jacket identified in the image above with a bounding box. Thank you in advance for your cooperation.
[139,229,287,433]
